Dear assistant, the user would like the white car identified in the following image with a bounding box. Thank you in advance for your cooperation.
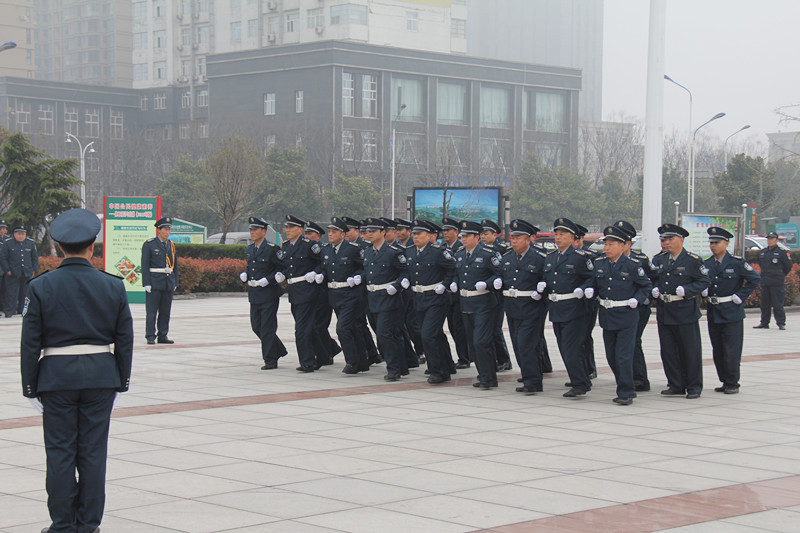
[745,235,789,251]
[207,229,282,245]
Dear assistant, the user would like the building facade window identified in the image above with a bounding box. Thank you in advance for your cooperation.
[153,0,165,18]
[480,138,512,170]
[139,96,148,111]
[362,74,377,118]
[14,101,30,133]
[153,30,166,48]
[181,91,192,108]
[65,105,79,134]
[154,92,167,110]
[38,104,54,135]
[406,11,418,31]
[110,110,123,140]
[133,1,146,21]
[342,129,354,160]
[295,90,304,113]
[230,21,242,41]
[264,92,276,115]
[392,78,423,122]
[197,26,209,43]
[133,63,148,81]
[342,72,354,117]
[534,92,567,133]
[330,4,367,25]
[154,61,167,80]
[436,136,468,168]
[248,19,258,38]
[181,28,191,46]
[480,86,511,128]
[265,134,276,153]
[451,18,466,39]
[133,32,147,50]
[307,7,324,29]
[179,123,191,139]
[85,107,99,137]
[268,15,280,34]
[197,89,209,107]
[437,82,466,125]
[296,133,303,149]
[398,133,425,165]
[361,131,377,162]
[181,60,191,77]
[199,122,209,138]
[286,11,299,32]
[197,57,207,76]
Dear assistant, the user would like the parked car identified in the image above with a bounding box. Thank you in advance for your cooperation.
[745,235,789,251]
[206,229,282,245]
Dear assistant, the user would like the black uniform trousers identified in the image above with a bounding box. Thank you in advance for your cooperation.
[581,302,598,376]
[760,284,786,327]
[538,335,552,373]
[492,301,511,368]
[250,299,282,363]
[709,321,743,388]
[3,274,30,315]
[405,296,424,356]
[144,289,173,341]
[418,301,450,378]
[41,388,115,533]
[372,309,407,376]
[359,290,380,361]
[553,320,591,391]
[462,310,497,385]
[291,301,319,367]
[447,297,470,364]
[508,314,545,389]
[657,321,703,395]
[633,305,652,386]
[312,299,340,362]
[333,302,369,370]
[602,325,637,399]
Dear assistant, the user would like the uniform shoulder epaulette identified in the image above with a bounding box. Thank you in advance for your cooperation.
[500,247,513,256]
[688,252,701,260]
[547,249,558,255]
[301,237,310,243]
[732,255,743,260]
[146,238,155,242]
[574,248,587,256]
[628,256,641,264]
[536,249,547,257]
[348,241,360,246]
[388,244,399,251]
[432,243,441,248]
[101,270,124,280]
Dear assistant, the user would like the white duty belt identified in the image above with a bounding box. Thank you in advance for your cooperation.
[149,268,173,274]
[43,344,112,357]
[659,294,684,302]
[247,280,261,287]
[598,298,631,309]
[460,289,489,297]
[548,292,578,302]
[327,281,350,289]
[412,282,442,293]
[708,295,734,304]
[367,280,397,292]
[503,289,535,298]
[287,276,308,285]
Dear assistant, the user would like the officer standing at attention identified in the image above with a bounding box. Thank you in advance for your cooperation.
[704,227,761,393]
[479,219,513,372]
[281,215,326,372]
[454,220,502,389]
[304,221,341,366]
[406,220,457,383]
[755,231,792,330]
[141,217,178,344]
[240,217,287,370]
[651,223,711,399]
[0,219,9,309]
[441,217,471,369]
[541,218,594,398]
[585,225,651,405]
[361,217,409,381]
[497,219,548,394]
[3,225,39,318]
[21,208,133,533]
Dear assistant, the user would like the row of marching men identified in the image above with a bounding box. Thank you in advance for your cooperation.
[240,214,761,405]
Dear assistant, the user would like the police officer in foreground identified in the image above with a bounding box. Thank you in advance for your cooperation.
[704,227,761,394]
[755,231,792,330]
[497,219,548,394]
[454,220,502,389]
[651,223,710,399]
[441,217,471,369]
[141,217,178,344]
[21,208,133,533]
[479,219,513,372]
[586,226,651,405]
[240,217,287,369]
[304,221,342,365]
[2,225,39,317]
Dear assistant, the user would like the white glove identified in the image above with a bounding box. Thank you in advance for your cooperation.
[386,285,398,295]
[315,273,324,284]
[304,271,316,283]
[573,288,584,299]
[475,281,487,291]
[676,286,685,297]
[584,288,595,299]
[401,278,410,289]
[701,288,708,297]
[652,287,660,298]
[346,277,356,287]
[531,291,542,301]
[144,285,152,293]
[537,281,547,293]
[493,278,503,290]
[353,275,362,286]
[450,282,458,293]
[274,272,286,283]
[112,392,121,410]
[240,272,247,282]
[732,294,742,304]
[257,277,269,287]
[28,397,43,414]
[434,283,446,295]
[628,298,638,309]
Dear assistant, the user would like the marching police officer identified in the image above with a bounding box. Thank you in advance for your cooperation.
[755,231,792,330]
[480,219,513,372]
[497,219,548,394]
[575,223,599,381]
[141,217,178,344]
[394,218,414,248]
[528,227,553,376]
[304,221,341,365]
[651,223,711,399]
[541,218,594,398]
[704,227,761,394]
[2,225,39,318]
[342,216,381,365]
[586,226,651,405]
[240,217,287,369]
[361,217,409,381]
[454,220,503,389]
[321,217,370,374]
[406,220,457,383]
[390,216,424,366]
[441,217,471,369]
[21,208,133,533]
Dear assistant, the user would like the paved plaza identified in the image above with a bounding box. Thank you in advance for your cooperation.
[1,295,800,532]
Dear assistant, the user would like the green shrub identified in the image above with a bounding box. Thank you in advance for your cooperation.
[175,243,247,260]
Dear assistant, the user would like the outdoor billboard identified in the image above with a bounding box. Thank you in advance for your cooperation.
[413,187,502,224]
[681,213,741,259]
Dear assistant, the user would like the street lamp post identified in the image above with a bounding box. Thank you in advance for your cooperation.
[689,112,726,212]
[664,75,692,208]
[0,42,17,53]
[65,132,96,208]
[724,125,751,168]
[390,103,406,219]
[674,201,680,224]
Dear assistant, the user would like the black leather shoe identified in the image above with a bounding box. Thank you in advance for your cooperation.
[157,337,174,344]
[542,366,553,373]
[635,383,651,392]
[318,358,334,367]
[261,362,277,370]
[369,356,384,365]
[455,362,471,369]
[384,373,401,382]
[498,362,513,371]
[473,381,491,390]
[779,325,786,330]
[146,339,155,345]
[714,386,726,392]
[686,393,701,399]
[724,387,739,394]
[589,371,598,379]
[342,364,359,375]
[296,365,315,373]
[517,377,524,383]
[660,388,683,396]
[613,397,633,405]
[419,355,427,364]
[753,323,769,329]
[563,387,587,398]
[516,386,539,395]
[357,365,371,373]
[400,369,410,376]
[427,373,446,384]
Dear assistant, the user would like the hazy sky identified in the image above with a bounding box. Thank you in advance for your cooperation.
[603,0,799,148]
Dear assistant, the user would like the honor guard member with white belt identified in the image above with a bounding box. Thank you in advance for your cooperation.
[442,217,471,369]
[394,218,413,248]
[281,215,326,372]
[240,217,287,370]
[526,226,554,376]
[381,217,399,246]
[575,223,599,381]
[613,220,655,392]
[497,219,548,394]
[305,221,342,365]
[480,219,513,372]
[2,225,39,317]
[651,223,711,399]
[321,217,370,374]
[406,220,457,383]
[453,220,503,389]
[704,227,761,394]
[361,217,410,381]
[389,216,424,366]
[21,208,133,533]
[141,217,178,344]
[541,218,594,397]
[755,231,792,330]
[586,226,651,405]
[0,219,8,309]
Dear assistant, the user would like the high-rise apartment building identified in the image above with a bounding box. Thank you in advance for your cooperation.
[0,0,35,79]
